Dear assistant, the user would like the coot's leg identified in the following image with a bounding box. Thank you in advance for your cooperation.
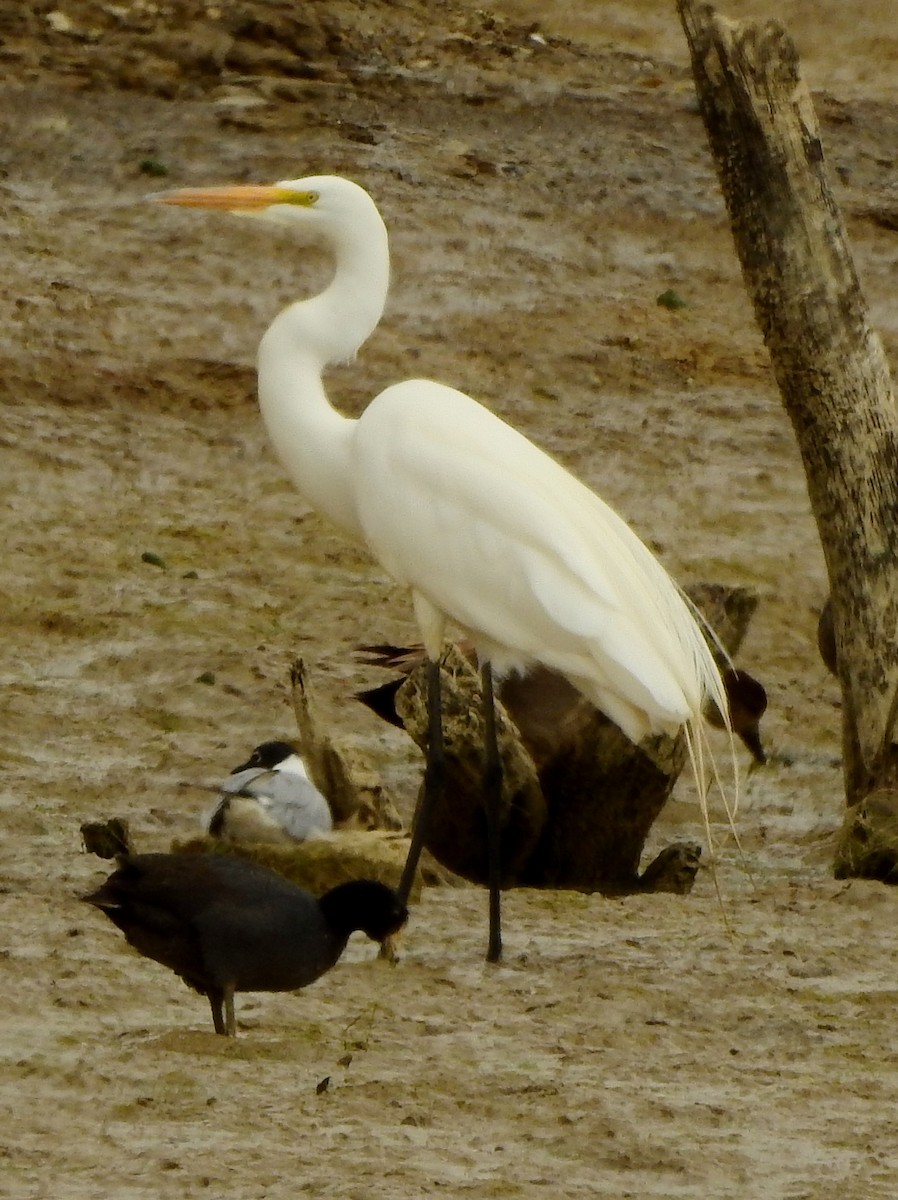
[208,988,226,1035]
[223,984,236,1038]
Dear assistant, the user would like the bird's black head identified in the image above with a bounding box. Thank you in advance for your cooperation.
[230,739,297,775]
[319,880,409,941]
[720,668,769,765]
[723,669,768,721]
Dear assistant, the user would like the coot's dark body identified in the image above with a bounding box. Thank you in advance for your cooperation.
[83,853,407,1036]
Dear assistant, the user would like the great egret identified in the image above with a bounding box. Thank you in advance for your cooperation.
[207,739,334,844]
[154,174,733,962]
[83,854,407,1036]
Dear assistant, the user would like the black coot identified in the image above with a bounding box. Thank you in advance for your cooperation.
[83,853,408,1036]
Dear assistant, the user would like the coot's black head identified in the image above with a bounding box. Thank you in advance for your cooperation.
[230,739,297,775]
[319,880,409,942]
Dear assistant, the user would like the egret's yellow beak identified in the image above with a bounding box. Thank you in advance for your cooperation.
[149,185,314,212]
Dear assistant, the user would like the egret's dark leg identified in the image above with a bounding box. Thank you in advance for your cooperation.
[481,661,503,964]
[398,658,444,904]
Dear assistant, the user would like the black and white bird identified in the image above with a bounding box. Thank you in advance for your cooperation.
[207,740,333,845]
[82,853,408,1035]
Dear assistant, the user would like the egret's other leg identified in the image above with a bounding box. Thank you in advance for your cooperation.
[398,658,444,904]
[481,662,503,963]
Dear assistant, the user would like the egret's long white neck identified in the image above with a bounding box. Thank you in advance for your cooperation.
[257,196,390,542]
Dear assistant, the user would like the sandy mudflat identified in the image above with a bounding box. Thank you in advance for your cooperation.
[2,1,897,1195]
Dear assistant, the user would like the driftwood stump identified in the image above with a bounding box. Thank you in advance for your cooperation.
[289,658,402,831]
[834,789,898,883]
[678,2,898,874]
[394,583,757,893]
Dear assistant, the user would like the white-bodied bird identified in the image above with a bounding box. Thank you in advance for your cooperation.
[207,739,333,845]
[154,174,733,961]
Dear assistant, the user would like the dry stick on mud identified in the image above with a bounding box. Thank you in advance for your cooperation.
[678,1,898,869]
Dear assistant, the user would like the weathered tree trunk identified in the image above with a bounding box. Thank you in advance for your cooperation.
[677,4,898,852]
[395,583,756,893]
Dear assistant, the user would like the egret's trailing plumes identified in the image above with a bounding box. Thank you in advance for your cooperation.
[154,174,734,960]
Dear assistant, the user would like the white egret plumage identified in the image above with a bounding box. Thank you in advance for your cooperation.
[154,174,733,961]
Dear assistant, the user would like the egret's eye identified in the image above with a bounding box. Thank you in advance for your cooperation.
[277,189,319,208]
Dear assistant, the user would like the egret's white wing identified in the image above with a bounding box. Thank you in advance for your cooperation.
[354,379,722,740]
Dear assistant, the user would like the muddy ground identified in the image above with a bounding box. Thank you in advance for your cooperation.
[3,0,898,1196]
